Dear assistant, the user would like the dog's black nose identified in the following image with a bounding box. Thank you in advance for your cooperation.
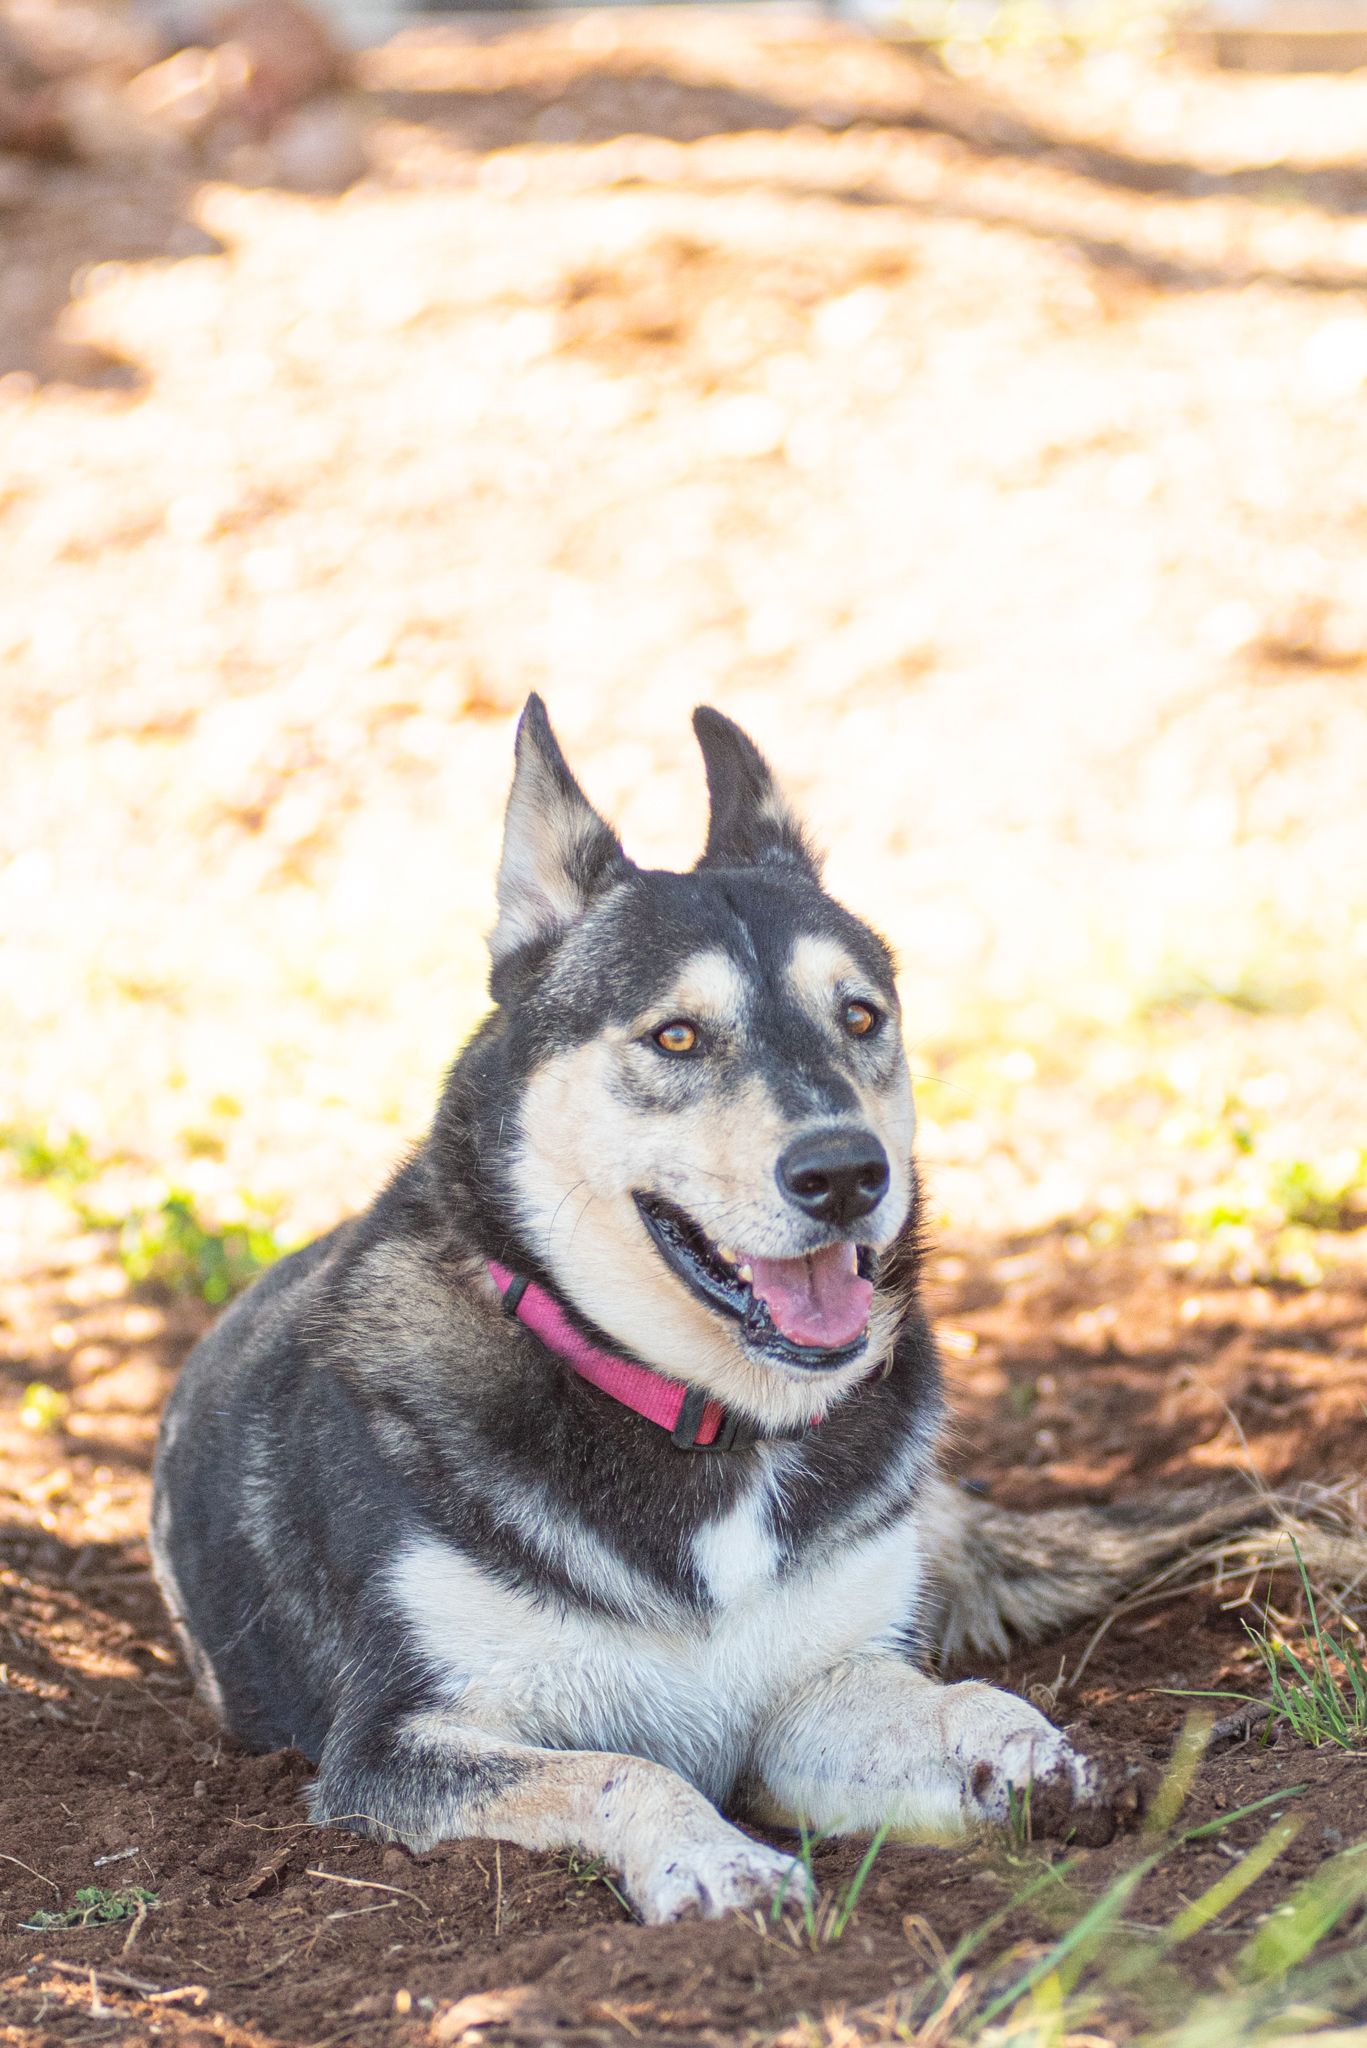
[777,1129,890,1229]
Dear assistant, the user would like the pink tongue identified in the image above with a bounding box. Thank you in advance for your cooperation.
[747,1243,873,1349]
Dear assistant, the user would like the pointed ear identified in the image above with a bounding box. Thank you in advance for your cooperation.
[489,696,632,970]
[692,707,821,876]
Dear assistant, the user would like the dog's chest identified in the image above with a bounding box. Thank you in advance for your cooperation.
[392,1478,925,1803]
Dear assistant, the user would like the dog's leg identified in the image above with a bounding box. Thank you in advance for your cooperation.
[309,1707,810,1925]
[749,1655,1102,1840]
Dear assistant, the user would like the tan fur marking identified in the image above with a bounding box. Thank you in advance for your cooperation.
[395,1713,809,1924]
[785,935,872,1019]
[636,949,748,1031]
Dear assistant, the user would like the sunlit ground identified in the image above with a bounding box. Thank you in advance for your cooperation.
[3,9,1366,1266]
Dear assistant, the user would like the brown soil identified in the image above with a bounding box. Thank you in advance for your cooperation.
[4,10,1367,2046]
[3,1202,1366,2047]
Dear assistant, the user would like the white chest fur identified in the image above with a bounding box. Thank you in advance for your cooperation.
[390,1479,926,1804]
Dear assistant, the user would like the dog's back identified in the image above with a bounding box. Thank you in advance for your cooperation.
[152,1220,376,1755]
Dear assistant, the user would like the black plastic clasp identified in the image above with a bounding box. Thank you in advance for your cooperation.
[671,1387,710,1448]
[712,1408,758,1452]
[671,1388,758,1452]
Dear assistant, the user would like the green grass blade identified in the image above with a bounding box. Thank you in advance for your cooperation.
[940,1857,1082,1980]
[975,1848,1164,2027]
[1181,1785,1308,1840]
[1163,1817,1300,1947]
[1238,1842,1367,1981]
[771,1817,829,1941]
[1144,1712,1213,1840]
[827,1822,891,1943]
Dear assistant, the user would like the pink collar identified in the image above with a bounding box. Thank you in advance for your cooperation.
[488,1259,773,1451]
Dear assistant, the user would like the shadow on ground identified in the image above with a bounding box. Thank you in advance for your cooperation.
[373,44,1367,220]
[11,22,1367,387]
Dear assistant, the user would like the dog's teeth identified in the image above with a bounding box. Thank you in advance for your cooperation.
[716,1244,738,1265]
[737,1264,753,1284]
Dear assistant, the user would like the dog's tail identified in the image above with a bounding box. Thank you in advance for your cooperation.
[920,1473,1367,1664]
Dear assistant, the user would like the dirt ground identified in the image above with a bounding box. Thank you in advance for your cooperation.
[4,9,1367,2045]
[4,1210,1367,2046]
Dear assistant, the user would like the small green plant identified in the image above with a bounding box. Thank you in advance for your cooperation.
[1188,1150,1367,1244]
[1005,1781,1033,1850]
[1268,1152,1367,1233]
[18,1381,70,1434]
[0,1123,98,1186]
[1004,1378,1039,1421]
[1240,1548,1367,1753]
[771,1818,825,1944]
[1175,1543,1367,1754]
[117,1190,286,1305]
[22,1885,156,1931]
[565,1852,632,1916]
[1237,1838,1367,1983]
[770,1820,891,1948]
[5,1118,290,1307]
[963,1784,1318,2037]
[1244,1618,1367,1752]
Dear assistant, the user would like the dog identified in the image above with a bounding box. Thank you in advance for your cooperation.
[152,699,1154,1921]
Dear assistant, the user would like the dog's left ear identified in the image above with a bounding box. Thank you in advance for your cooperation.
[490,696,633,972]
[692,707,821,877]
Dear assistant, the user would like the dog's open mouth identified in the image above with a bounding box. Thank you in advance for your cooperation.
[633,1194,876,1371]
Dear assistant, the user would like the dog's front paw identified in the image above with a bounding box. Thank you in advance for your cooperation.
[626,1830,811,1925]
[945,1682,1121,1845]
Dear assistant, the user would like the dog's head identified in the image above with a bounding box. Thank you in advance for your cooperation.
[483,697,917,1428]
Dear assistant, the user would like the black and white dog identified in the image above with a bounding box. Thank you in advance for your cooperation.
[152,701,1121,1922]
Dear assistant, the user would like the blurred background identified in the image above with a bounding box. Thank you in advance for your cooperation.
[2,0,1367,1543]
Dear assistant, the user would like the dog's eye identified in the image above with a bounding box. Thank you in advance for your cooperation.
[653,1021,699,1055]
[843,1000,879,1038]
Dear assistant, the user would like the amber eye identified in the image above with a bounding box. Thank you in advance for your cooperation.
[654,1020,699,1055]
[843,1000,878,1038]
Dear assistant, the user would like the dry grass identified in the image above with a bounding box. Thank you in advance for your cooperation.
[1060,1479,1367,1687]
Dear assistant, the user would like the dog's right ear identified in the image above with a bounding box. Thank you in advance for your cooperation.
[692,706,821,877]
[489,696,632,973]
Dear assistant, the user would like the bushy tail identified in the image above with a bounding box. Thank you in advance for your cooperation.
[920,1473,1367,1664]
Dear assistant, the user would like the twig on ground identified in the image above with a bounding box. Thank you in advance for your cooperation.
[597,1999,642,2036]
[304,1866,432,1913]
[1209,1698,1274,1748]
[1,1851,59,1893]
[121,1898,149,1953]
[42,1959,209,2008]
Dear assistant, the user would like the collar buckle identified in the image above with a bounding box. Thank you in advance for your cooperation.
[671,1387,758,1453]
